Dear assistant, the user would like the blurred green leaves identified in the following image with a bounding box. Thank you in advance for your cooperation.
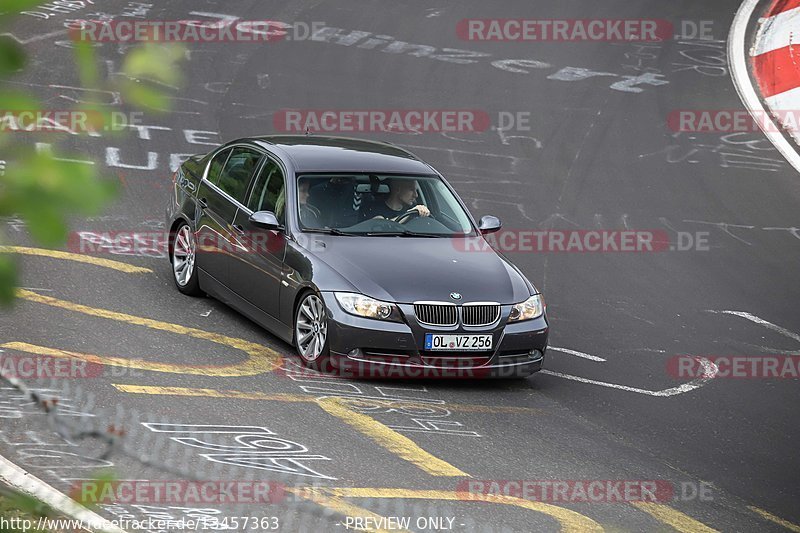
[72,37,100,88]
[0,0,48,16]
[0,152,117,244]
[68,468,117,510]
[0,486,50,532]
[0,4,185,305]
[0,254,15,304]
[0,36,25,74]
[120,43,185,109]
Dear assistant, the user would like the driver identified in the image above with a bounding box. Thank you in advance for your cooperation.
[364,178,431,221]
[298,179,321,227]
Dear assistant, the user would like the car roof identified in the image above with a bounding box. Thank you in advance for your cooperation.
[248,135,435,174]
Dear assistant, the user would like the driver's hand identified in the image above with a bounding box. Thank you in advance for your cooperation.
[413,205,431,217]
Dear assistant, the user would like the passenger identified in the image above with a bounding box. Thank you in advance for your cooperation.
[363,178,430,221]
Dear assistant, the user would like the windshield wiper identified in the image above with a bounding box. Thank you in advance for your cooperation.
[364,230,443,238]
[302,228,353,236]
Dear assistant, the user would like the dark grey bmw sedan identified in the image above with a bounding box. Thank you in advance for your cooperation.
[166,135,548,378]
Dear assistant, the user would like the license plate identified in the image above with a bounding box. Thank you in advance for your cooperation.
[424,334,493,351]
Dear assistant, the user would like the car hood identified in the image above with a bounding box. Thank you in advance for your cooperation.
[307,235,534,304]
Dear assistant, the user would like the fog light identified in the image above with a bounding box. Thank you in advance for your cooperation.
[347,348,362,358]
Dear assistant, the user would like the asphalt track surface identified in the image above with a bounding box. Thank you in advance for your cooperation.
[1,1,799,532]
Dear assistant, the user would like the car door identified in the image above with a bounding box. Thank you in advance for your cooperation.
[194,145,263,286]
[228,156,288,319]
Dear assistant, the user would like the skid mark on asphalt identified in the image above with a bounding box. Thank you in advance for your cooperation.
[298,488,604,533]
[6,290,280,376]
[631,502,718,533]
[318,397,469,477]
[748,506,800,532]
[113,385,472,477]
[0,246,152,274]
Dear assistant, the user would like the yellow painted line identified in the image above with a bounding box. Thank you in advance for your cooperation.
[289,488,412,533]
[318,397,469,477]
[631,502,718,533]
[112,384,314,403]
[0,246,152,273]
[748,506,800,532]
[114,384,469,478]
[109,384,537,414]
[312,487,603,533]
[5,289,281,376]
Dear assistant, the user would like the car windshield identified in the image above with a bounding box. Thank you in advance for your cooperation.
[295,174,476,236]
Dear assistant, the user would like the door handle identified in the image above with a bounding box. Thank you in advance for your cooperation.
[232,224,245,235]
[198,197,208,209]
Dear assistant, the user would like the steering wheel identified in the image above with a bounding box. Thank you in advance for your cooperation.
[300,204,321,226]
[395,208,421,225]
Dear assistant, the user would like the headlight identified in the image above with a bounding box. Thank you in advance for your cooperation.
[509,294,545,322]
[334,292,397,321]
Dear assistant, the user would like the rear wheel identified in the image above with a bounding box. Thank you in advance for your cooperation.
[294,292,330,369]
[171,223,202,295]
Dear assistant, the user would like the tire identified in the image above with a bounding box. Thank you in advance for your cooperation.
[170,222,202,296]
[294,291,330,369]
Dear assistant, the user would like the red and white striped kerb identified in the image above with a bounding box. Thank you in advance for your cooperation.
[751,0,800,138]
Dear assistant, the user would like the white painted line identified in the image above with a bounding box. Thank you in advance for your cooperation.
[0,29,68,44]
[541,357,718,397]
[549,346,606,362]
[707,310,800,343]
[0,454,125,533]
[729,0,800,174]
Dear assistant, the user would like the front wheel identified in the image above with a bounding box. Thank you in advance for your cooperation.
[294,292,330,369]
[170,223,202,295]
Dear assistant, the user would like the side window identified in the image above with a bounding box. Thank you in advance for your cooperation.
[432,186,457,220]
[247,159,286,224]
[183,153,210,179]
[216,147,262,204]
[206,148,231,185]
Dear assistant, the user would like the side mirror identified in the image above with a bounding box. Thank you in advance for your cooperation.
[478,215,502,234]
[249,211,282,230]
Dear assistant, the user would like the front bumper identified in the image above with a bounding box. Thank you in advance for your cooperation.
[320,292,548,379]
